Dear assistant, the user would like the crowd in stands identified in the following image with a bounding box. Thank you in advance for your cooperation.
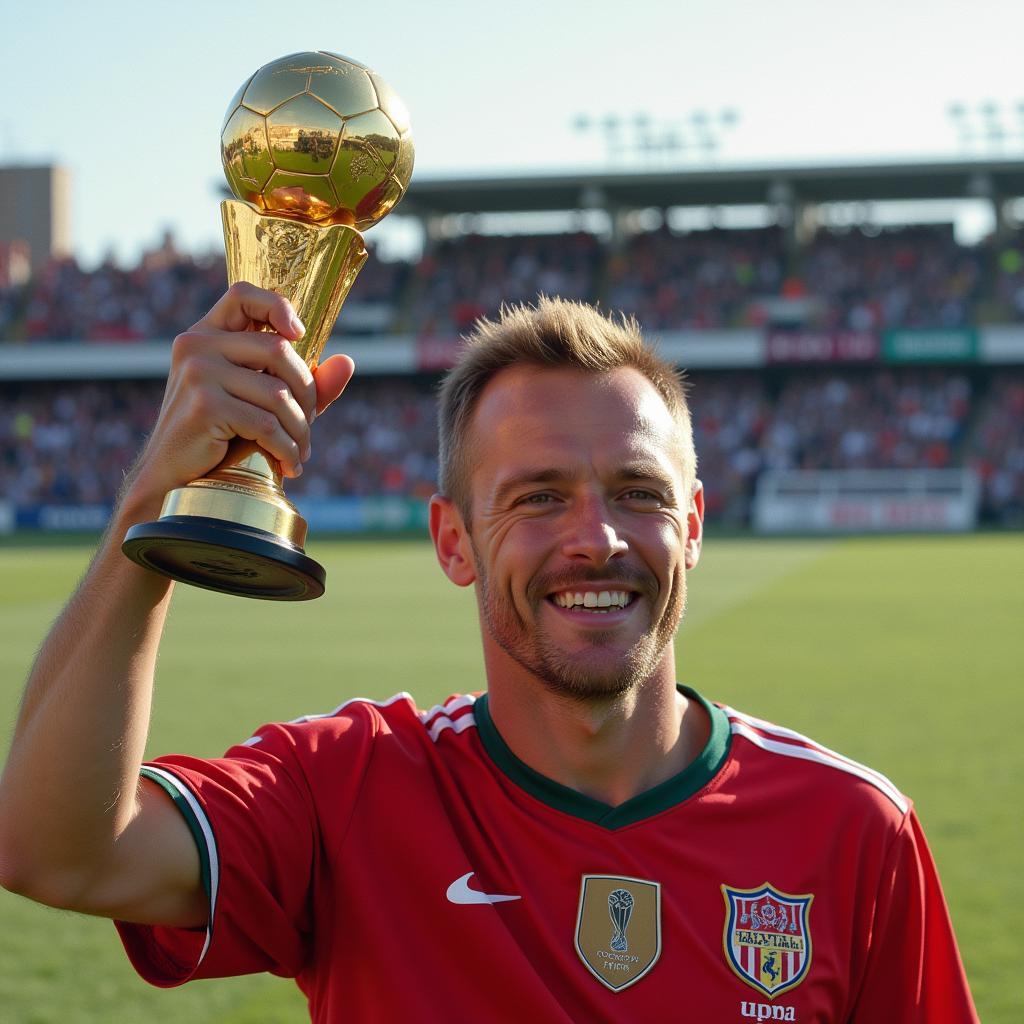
[13,233,227,342]
[7,223,1024,342]
[966,375,1024,524]
[607,228,784,329]
[761,370,973,472]
[992,240,1024,322]
[795,227,985,331]
[684,373,769,524]
[409,232,602,335]
[3,370,1021,527]
[292,376,438,501]
[0,380,157,507]
[0,232,407,343]
[2,221,1022,527]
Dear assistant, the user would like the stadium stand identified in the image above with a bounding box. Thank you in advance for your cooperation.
[761,369,973,472]
[607,227,784,329]
[991,236,1024,322]
[5,222,1024,344]
[966,373,1024,525]
[793,225,985,330]
[3,369,1021,526]
[3,159,1024,531]
[409,231,603,334]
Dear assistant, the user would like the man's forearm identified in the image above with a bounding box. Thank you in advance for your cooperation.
[0,284,344,921]
[0,496,173,903]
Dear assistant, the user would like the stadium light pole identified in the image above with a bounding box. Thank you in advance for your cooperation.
[947,100,1024,155]
[571,109,740,168]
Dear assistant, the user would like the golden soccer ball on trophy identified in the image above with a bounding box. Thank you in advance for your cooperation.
[221,50,414,230]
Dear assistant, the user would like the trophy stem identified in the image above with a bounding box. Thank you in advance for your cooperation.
[122,203,368,601]
[208,438,283,486]
[221,199,368,365]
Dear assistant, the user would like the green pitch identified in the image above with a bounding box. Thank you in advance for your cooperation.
[0,534,1020,1022]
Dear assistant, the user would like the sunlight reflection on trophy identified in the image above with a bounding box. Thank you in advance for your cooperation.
[123,51,414,600]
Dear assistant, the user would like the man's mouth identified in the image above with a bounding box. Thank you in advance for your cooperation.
[548,589,636,613]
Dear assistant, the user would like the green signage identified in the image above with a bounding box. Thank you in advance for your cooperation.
[882,329,978,363]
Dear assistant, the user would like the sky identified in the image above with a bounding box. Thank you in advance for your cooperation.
[3,0,1024,265]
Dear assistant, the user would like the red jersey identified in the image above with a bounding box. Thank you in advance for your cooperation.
[116,688,978,1022]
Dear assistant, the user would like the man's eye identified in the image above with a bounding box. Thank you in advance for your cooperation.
[623,489,673,508]
[522,493,556,505]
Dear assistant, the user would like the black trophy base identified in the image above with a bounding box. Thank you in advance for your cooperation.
[122,516,326,601]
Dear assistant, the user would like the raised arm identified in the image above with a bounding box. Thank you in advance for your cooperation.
[0,283,353,927]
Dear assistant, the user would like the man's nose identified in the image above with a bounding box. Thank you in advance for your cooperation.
[560,497,628,564]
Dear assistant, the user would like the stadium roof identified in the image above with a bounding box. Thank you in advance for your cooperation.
[401,157,1024,216]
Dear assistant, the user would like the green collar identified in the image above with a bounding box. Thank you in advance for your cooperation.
[474,685,731,829]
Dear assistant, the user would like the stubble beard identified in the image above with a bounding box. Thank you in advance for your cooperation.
[474,556,687,702]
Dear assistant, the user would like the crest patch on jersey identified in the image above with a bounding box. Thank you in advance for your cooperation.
[574,874,661,991]
[721,882,813,998]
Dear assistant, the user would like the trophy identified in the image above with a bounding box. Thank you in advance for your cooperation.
[123,51,414,600]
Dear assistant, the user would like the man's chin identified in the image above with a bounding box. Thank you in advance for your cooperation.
[526,642,659,702]
[537,671,638,703]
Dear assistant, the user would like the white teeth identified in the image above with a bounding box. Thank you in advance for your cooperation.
[553,590,631,610]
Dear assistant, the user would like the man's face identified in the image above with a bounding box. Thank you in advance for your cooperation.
[446,364,702,701]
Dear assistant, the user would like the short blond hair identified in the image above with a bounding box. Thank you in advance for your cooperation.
[437,297,696,517]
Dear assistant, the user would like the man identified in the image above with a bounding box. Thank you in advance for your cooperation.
[0,285,977,1021]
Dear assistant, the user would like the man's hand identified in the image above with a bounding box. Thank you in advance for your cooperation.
[0,283,356,927]
[125,282,355,516]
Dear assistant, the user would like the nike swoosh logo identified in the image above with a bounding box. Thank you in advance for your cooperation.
[446,871,521,905]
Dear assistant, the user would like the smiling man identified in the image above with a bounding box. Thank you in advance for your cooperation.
[0,289,977,1022]
[430,309,709,811]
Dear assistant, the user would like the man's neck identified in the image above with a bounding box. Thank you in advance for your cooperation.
[484,660,710,808]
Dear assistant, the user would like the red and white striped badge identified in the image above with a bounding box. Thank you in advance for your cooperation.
[721,883,814,998]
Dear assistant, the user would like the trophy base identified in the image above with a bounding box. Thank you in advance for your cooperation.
[122,516,325,601]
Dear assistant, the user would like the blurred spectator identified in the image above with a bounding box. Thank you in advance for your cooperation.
[992,241,1024,322]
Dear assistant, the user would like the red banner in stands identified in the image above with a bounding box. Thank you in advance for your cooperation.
[765,331,879,364]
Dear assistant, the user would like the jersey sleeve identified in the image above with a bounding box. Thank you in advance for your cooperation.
[849,807,979,1022]
[114,714,370,987]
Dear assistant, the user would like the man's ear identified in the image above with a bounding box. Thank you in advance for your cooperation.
[685,480,705,571]
[429,494,477,587]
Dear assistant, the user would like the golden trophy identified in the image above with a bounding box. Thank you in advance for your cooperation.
[123,51,414,600]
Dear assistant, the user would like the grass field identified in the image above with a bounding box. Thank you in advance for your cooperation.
[0,533,1020,1022]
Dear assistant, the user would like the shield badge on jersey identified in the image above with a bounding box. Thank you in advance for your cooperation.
[721,883,814,998]
[574,875,661,991]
